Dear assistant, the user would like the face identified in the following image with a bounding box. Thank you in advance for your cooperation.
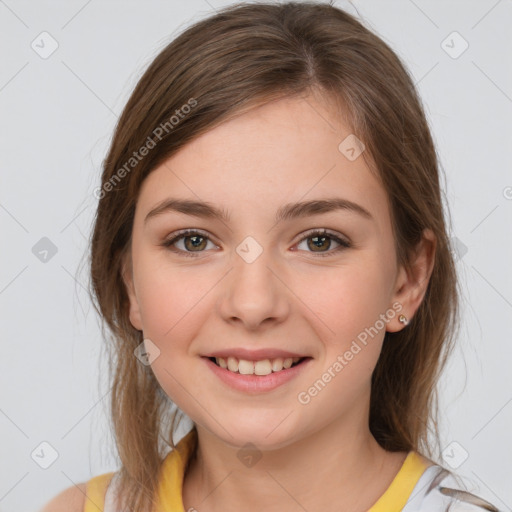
[122,92,412,450]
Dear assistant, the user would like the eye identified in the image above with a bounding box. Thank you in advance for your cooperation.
[295,229,351,257]
[161,228,351,258]
[161,229,217,257]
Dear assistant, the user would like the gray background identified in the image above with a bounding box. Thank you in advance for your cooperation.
[1,0,511,510]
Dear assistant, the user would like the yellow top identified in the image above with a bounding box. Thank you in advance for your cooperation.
[84,428,429,512]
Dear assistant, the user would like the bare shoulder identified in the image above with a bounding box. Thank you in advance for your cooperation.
[39,482,87,512]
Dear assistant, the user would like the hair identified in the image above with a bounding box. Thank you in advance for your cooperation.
[88,1,460,510]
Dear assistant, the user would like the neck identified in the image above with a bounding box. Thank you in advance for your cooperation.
[182,413,408,512]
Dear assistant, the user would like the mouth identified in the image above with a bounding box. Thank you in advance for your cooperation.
[206,355,310,376]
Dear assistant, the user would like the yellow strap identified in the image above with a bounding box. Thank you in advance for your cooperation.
[157,428,198,512]
[156,432,426,512]
[81,430,197,512]
[369,451,429,512]
[83,435,426,512]
[84,472,115,512]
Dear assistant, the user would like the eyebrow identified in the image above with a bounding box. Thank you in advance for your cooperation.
[144,197,373,225]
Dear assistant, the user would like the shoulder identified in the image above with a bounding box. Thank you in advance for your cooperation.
[404,462,502,512]
[39,471,116,512]
[39,482,87,512]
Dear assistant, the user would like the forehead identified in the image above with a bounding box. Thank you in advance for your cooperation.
[136,94,389,227]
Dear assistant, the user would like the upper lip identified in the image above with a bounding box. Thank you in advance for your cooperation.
[203,348,309,361]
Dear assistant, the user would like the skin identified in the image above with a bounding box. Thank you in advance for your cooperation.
[122,91,436,512]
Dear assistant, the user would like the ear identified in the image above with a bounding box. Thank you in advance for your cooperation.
[121,249,143,331]
[386,228,436,333]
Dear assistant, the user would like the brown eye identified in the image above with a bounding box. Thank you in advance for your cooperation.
[307,234,332,252]
[296,230,351,256]
[182,234,208,251]
[162,229,216,257]
[162,228,350,258]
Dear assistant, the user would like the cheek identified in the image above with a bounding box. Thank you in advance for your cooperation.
[294,268,389,407]
[135,257,213,339]
[293,258,393,337]
[290,258,392,394]
[135,263,214,412]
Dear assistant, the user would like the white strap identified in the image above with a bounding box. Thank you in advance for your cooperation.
[402,464,501,511]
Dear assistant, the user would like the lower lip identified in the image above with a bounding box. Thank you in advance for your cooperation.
[203,357,312,393]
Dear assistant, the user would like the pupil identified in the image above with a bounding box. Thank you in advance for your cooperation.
[185,235,206,251]
[309,236,329,251]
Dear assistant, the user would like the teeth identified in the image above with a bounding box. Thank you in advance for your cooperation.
[227,356,238,372]
[254,360,272,375]
[215,356,302,375]
[238,359,254,375]
[272,357,284,372]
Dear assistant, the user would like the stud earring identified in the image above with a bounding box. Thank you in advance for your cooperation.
[398,314,409,326]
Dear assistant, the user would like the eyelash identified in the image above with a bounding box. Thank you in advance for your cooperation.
[161,229,351,258]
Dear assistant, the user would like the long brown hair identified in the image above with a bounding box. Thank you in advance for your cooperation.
[88,2,460,510]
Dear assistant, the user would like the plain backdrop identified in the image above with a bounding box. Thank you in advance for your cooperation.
[1,0,511,510]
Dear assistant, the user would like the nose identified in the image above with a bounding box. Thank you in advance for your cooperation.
[217,248,290,331]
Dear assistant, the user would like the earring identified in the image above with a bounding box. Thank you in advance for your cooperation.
[398,314,409,326]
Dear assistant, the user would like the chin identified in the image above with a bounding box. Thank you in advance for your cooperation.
[209,414,302,451]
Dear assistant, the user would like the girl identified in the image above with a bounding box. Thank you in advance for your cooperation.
[42,1,501,511]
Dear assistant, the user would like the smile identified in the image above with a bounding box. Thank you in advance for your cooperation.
[203,356,312,393]
[210,356,307,375]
